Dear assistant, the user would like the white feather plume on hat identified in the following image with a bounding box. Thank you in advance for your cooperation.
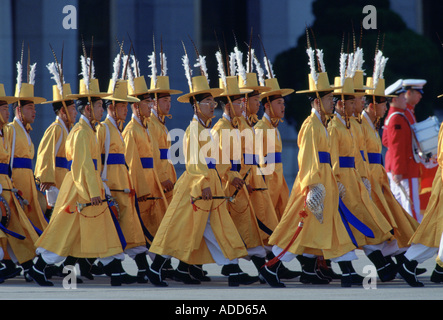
[216,50,227,88]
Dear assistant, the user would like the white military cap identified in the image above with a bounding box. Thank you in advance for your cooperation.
[385,79,406,96]
[403,79,426,93]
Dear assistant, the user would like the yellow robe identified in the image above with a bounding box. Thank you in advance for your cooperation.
[149,117,248,264]
[35,117,125,258]
[408,122,443,247]
[148,114,177,204]
[0,126,39,263]
[122,115,168,245]
[349,117,370,179]
[254,114,289,220]
[238,117,279,246]
[7,118,48,231]
[361,111,418,248]
[329,115,392,247]
[34,117,70,190]
[211,116,263,250]
[268,111,357,260]
[97,116,147,250]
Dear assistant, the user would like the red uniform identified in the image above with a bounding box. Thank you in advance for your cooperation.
[382,106,420,179]
[382,106,421,221]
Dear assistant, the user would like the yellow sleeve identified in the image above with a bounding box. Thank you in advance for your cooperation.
[34,124,61,184]
[297,121,322,195]
[327,124,341,180]
[70,129,102,200]
[123,127,151,197]
[184,124,212,197]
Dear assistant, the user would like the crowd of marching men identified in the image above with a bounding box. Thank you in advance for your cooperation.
[0,30,442,289]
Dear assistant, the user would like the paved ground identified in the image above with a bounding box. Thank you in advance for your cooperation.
[0,250,441,303]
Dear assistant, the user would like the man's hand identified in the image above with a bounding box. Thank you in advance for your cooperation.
[201,187,212,200]
[40,182,55,192]
[90,196,102,206]
[161,179,174,193]
[393,174,403,185]
[231,177,245,191]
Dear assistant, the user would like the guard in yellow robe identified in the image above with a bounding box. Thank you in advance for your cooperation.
[269,43,368,286]
[330,75,396,282]
[396,98,443,286]
[35,80,77,217]
[99,76,154,283]
[211,74,262,285]
[361,77,418,253]
[148,59,249,286]
[0,86,39,282]
[32,74,136,286]
[148,72,182,204]
[254,79,290,221]
[124,76,169,246]
[9,73,48,233]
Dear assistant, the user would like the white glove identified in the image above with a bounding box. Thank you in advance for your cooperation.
[102,181,111,197]
[362,177,372,198]
[306,184,326,224]
[45,186,59,207]
[337,181,346,199]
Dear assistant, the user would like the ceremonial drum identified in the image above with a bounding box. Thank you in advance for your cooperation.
[411,116,440,162]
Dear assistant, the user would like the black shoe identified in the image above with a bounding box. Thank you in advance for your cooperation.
[398,258,424,287]
[189,265,211,282]
[77,258,95,280]
[28,257,54,287]
[146,255,168,287]
[297,256,330,284]
[259,266,286,288]
[367,250,397,282]
[430,264,443,283]
[228,272,259,286]
[317,258,341,280]
[220,264,230,276]
[394,253,426,276]
[173,269,201,284]
[338,261,364,287]
[134,253,150,284]
[146,267,168,287]
[0,260,22,280]
[104,259,138,287]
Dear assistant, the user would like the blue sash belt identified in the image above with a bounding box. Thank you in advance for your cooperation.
[266,152,282,164]
[206,158,216,170]
[339,156,355,168]
[159,148,170,160]
[244,154,259,166]
[0,163,9,175]
[318,152,331,165]
[360,151,366,162]
[338,197,375,247]
[140,157,154,169]
[12,158,32,170]
[106,197,126,250]
[55,157,72,170]
[102,153,126,165]
[230,160,241,172]
[367,153,383,165]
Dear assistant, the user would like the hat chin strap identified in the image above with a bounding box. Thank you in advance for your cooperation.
[137,105,149,129]
[372,95,381,130]
[227,96,240,128]
[245,97,258,126]
[154,94,172,124]
[111,102,124,132]
[88,97,98,132]
[195,102,214,128]
[316,92,331,128]
[61,100,73,131]
[17,102,32,133]
[341,94,351,129]
[266,97,283,127]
